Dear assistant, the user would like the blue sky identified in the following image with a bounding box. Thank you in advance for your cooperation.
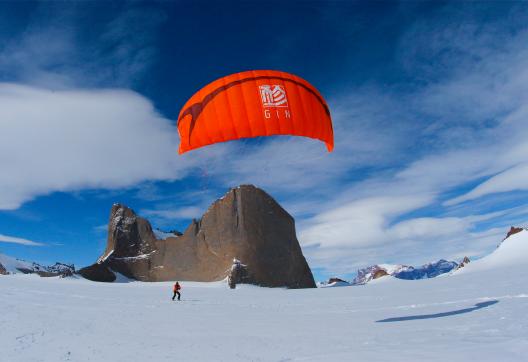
[1,1,528,281]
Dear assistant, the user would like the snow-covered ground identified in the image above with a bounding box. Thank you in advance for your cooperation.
[1,232,527,361]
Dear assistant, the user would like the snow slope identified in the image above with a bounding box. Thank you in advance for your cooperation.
[1,260,527,361]
[457,229,528,273]
[1,230,527,361]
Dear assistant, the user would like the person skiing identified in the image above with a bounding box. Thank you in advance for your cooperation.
[172,281,181,301]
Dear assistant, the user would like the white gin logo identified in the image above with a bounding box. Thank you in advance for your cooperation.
[259,85,288,107]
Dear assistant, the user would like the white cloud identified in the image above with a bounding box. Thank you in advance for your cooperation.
[0,83,198,210]
[0,233,43,246]
[447,163,528,205]
[389,217,470,240]
[300,195,431,249]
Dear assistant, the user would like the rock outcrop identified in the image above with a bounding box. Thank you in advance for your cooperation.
[456,256,471,270]
[228,259,253,289]
[372,269,388,279]
[505,226,524,240]
[328,277,348,284]
[79,185,316,288]
[0,263,7,275]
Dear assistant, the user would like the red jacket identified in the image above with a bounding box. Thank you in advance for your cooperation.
[173,283,181,292]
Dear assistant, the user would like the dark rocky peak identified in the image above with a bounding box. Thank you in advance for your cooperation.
[80,185,316,288]
[98,203,156,262]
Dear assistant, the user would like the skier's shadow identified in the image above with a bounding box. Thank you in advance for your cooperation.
[376,300,499,323]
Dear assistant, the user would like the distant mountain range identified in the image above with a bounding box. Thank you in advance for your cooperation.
[319,260,460,287]
[0,253,74,277]
[321,226,527,287]
[352,259,459,285]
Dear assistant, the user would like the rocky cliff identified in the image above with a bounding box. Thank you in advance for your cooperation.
[79,185,316,288]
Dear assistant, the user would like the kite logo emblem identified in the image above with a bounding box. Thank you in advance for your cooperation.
[259,85,289,107]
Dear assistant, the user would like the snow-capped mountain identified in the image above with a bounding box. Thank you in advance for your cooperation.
[0,253,74,277]
[353,260,458,284]
[395,259,458,280]
[352,264,413,285]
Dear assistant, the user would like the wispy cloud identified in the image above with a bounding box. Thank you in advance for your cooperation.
[0,2,166,88]
[447,163,528,206]
[0,233,43,246]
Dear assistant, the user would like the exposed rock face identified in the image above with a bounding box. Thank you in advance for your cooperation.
[456,256,471,270]
[373,269,388,279]
[79,185,316,288]
[505,226,524,240]
[0,263,7,275]
[78,263,116,282]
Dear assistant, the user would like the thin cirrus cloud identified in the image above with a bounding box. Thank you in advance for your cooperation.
[0,233,43,246]
[0,4,166,89]
[446,163,528,206]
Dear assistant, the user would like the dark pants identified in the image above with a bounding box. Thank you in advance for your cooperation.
[172,291,181,301]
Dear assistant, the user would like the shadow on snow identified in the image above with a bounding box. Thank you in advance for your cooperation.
[376,300,499,323]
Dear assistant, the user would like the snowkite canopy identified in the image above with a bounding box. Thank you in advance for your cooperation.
[177,70,334,154]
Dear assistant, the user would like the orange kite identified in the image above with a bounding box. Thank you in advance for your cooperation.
[177,70,333,154]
